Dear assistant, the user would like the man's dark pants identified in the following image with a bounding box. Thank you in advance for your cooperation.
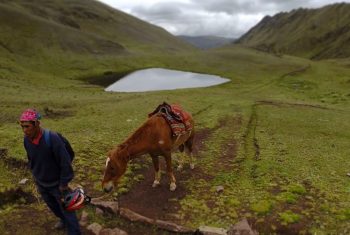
[37,184,81,235]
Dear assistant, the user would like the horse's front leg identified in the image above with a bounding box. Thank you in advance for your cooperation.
[151,155,161,188]
[164,152,176,191]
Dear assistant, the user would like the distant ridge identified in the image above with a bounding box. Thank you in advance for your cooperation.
[236,3,350,59]
[178,35,235,49]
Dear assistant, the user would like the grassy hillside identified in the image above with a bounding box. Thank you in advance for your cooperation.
[237,3,350,60]
[0,0,196,56]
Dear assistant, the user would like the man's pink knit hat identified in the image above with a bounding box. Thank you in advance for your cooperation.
[20,109,42,121]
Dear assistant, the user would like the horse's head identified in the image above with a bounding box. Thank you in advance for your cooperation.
[101,148,127,193]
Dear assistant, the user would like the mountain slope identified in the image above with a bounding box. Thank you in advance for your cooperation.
[0,0,196,56]
[0,3,125,56]
[237,3,350,59]
[178,35,235,49]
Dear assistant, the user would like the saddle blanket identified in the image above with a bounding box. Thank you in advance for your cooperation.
[148,102,192,136]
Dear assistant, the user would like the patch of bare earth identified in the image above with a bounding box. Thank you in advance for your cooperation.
[196,116,241,219]
[0,188,36,206]
[218,116,241,171]
[257,100,331,110]
[43,106,75,119]
[248,181,324,234]
[1,206,94,235]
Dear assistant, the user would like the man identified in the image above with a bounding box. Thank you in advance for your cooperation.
[20,108,81,235]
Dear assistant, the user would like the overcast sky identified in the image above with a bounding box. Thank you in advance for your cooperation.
[97,0,349,38]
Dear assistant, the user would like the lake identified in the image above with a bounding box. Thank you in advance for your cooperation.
[105,68,230,92]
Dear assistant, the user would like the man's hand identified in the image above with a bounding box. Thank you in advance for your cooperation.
[59,185,69,192]
[59,185,71,198]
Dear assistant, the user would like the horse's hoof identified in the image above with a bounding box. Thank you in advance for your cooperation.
[152,180,160,188]
[177,165,183,171]
[170,183,176,191]
[190,163,195,169]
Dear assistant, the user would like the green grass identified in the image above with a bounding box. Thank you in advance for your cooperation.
[279,210,301,224]
[1,43,350,234]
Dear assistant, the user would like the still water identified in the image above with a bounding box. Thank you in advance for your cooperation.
[105,68,230,92]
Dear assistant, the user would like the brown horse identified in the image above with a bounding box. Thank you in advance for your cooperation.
[102,112,195,193]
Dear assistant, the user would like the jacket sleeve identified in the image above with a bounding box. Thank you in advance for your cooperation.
[50,133,74,187]
[23,139,31,169]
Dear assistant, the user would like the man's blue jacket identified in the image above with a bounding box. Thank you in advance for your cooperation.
[24,129,74,188]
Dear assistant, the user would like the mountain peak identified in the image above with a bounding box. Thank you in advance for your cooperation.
[237,3,350,59]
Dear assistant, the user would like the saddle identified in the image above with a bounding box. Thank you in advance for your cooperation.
[148,102,192,136]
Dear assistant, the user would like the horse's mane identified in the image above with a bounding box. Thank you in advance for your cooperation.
[110,116,157,157]
[124,117,153,145]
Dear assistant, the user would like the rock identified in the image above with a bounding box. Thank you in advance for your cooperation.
[216,186,224,193]
[198,225,227,235]
[166,213,182,219]
[100,227,128,235]
[347,173,350,177]
[155,219,194,233]
[119,207,153,224]
[87,222,102,235]
[227,218,258,235]
[79,210,89,226]
[96,207,104,215]
[90,199,119,214]
[119,207,194,233]
[18,178,29,185]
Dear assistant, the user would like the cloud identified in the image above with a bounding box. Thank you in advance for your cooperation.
[99,0,350,38]
[129,1,262,37]
[196,0,336,14]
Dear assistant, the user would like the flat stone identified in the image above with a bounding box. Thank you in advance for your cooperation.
[119,207,153,223]
[155,219,194,233]
[216,186,224,193]
[119,207,194,233]
[198,225,227,235]
[87,222,102,235]
[227,218,258,235]
[19,178,29,185]
[166,213,182,220]
[100,227,128,235]
[96,207,104,215]
[90,199,119,214]
[79,210,89,226]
